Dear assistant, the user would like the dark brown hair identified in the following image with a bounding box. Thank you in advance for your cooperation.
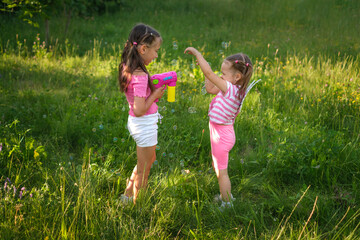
[119,23,162,92]
[226,53,253,100]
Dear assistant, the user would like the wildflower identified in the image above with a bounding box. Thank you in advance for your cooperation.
[181,169,190,175]
[156,146,160,150]
[162,152,166,157]
[99,124,104,130]
[4,181,7,190]
[173,125,177,130]
[121,138,125,143]
[92,128,96,132]
[113,137,118,142]
[0,142,2,152]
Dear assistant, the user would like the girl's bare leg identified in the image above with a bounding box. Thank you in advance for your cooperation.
[133,145,156,203]
[124,165,137,197]
[214,168,232,202]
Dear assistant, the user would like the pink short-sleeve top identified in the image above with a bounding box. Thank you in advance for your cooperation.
[125,74,158,117]
[208,81,242,125]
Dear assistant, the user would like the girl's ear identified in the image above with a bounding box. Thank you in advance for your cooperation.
[235,72,242,82]
[139,44,147,55]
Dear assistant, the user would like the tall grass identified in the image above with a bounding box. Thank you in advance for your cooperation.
[1,0,359,239]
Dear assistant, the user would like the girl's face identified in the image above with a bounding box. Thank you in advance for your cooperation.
[140,37,162,65]
[220,60,241,85]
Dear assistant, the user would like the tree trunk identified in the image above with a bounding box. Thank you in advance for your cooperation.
[45,18,50,46]
[64,8,72,37]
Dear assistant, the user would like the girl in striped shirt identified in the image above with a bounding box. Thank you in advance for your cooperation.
[184,47,253,209]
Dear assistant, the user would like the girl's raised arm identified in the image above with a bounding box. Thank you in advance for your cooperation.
[184,47,227,93]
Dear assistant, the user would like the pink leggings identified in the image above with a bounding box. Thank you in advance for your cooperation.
[209,121,236,170]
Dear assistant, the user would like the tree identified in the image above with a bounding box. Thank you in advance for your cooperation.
[1,0,59,46]
[1,0,124,47]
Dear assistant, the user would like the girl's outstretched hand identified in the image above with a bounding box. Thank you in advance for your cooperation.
[184,47,200,57]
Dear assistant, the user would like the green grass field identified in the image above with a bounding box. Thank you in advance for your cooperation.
[1,0,360,239]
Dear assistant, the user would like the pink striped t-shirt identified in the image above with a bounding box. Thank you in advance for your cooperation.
[125,74,158,117]
[208,81,242,125]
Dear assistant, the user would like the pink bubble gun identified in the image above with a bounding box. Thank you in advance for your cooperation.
[151,71,178,102]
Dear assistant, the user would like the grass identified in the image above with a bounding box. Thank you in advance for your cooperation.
[1,0,360,239]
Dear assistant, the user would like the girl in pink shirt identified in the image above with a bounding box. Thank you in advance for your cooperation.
[119,23,165,204]
[185,47,255,209]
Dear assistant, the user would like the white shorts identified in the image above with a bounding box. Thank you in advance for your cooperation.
[127,112,160,147]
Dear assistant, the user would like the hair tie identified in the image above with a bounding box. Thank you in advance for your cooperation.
[133,42,137,46]
[235,60,239,64]
[246,63,249,67]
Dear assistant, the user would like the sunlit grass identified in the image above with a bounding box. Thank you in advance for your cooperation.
[1,41,359,238]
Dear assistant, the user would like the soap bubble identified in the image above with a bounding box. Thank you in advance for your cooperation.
[221,41,229,49]
[201,85,207,95]
[188,107,197,114]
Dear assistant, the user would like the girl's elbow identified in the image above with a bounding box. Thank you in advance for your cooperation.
[133,109,145,117]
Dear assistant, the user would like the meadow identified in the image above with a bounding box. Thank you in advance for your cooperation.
[0,0,360,239]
